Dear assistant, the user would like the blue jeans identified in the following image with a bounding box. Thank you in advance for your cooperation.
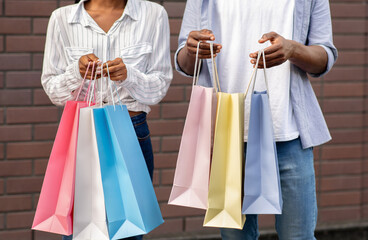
[221,138,317,240]
[63,112,153,240]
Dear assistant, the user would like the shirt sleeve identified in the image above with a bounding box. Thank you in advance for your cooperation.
[118,8,173,106]
[174,0,201,77]
[307,0,338,78]
[41,11,84,106]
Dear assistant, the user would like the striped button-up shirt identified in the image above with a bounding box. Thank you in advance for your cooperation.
[41,0,172,113]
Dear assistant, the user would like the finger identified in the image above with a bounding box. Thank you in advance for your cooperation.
[198,54,217,59]
[259,31,278,43]
[103,63,124,74]
[109,69,126,78]
[190,30,215,41]
[187,46,220,56]
[86,53,99,62]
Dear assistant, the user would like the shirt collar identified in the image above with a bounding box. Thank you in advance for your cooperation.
[68,0,140,25]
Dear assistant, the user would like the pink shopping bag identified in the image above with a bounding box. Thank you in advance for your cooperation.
[32,101,89,235]
[32,63,95,235]
[168,42,219,209]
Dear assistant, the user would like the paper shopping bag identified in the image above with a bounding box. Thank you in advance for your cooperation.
[93,105,163,240]
[73,107,109,240]
[169,42,220,209]
[32,101,88,235]
[242,49,282,214]
[203,92,246,229]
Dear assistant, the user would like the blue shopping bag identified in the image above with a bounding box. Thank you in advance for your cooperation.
[93,105,163,240]
[242,49,282,215]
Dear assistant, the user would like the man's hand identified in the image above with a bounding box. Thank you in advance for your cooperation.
[184,29,222,59]
[102,58,127,81]
[250,32,295,68]
[79,53,101,79]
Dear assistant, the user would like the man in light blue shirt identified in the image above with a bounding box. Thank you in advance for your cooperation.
[175,0,337,239]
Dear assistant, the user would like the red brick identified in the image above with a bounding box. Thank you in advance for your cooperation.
[33,89,52,105]
[59,1,74,8]
[0,144,4,159]
[6,106,58,124]
[154,153,178,169]
[320,160,362,176]
[323,99,364,113]
[0,36,3,52]
[364,205,368,220]
[160,204,205,218]
[0,230,32,240]
[6,71,42,88]
[34,231,67,240]
[0,179,3,194]
[161,169,175,185]
[0,109,3,124]
[5,0,57,17]
[161,136,181,152]
[0,54,31,70]
[319,206,360,223]
[161,86,185,102]
[0,89,32,106]
[147,218,183,236]
[151,136,160,153]
[34,159,48,175]
[185,216,220,233]
[153,170,159,186]
[6,36,46,52]
[32,54,44,70]
[163,2,186,18]
[0,72,3,88]
[0,18,31,34]
[325,114,363,129]
[0,125,32,141]
[363,175,368,188]
[6,211,34,229]
[169,19,182,35]
[324,67,365,82]
[319,191,361,207]
[330,3,367,18]
[162,103,188,119]
[329,129,363,144]
[333,20,366,34]
[7,177,43,194]
[154,186,171,202]
[0,161,32,176]
[0,213,4,229]
[149,120,184,136]
[364,190,368,203]
[0,195,32,212]
[170,36,179,52]
[321,145,362,160]
[0,0,2,15]
[34,124,58,140]
[323,83,365,97]
[334,35,366,50]
[320,176,361,192]
[172,70,192,85]
[33,18,49,34]
[7,142,52,159]
[335,52,366,66]
[147,105,160,120]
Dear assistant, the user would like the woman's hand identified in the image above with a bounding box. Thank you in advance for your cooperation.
[183,29,222,59]
[79,53,101,79]
[102,57,127,81]
[250,32,295,68]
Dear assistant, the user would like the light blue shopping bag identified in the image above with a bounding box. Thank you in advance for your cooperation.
[93,105,163,240]
[242,49,283,215]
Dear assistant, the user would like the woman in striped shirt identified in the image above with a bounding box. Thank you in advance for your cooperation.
[41,0,172,239]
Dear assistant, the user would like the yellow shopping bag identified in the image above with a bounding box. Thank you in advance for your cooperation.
[203,46,246,229]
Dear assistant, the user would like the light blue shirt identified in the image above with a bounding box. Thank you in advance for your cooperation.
[175,0,338,149]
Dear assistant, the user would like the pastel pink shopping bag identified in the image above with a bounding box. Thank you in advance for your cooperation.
[32,63,95,235]
[169,42,219,209]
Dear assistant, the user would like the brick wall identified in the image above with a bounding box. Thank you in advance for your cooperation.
[0,0,366,239]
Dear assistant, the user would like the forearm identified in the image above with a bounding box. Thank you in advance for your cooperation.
[289,41,328,75]
[177,46,196,76]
